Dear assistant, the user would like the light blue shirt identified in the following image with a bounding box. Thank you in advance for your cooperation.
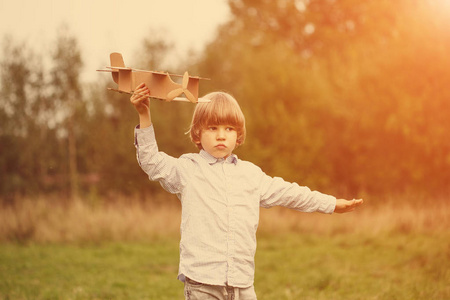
[134,125,336,288]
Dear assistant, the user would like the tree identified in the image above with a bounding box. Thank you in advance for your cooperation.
[0,37,60,199]
[50,27,83,200]
[194,0,450,197]
[0,38,32,198]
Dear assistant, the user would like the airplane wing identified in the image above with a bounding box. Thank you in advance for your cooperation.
[107,88,210,103]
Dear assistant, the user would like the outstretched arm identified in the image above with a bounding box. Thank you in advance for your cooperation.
[334,198,364,213]
[130,83,151,128]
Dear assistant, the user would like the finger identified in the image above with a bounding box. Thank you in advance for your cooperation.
[135,85,148,92]
[133,84,148,93]
[131,93,144,102]
[133,88,150,99]
[139,95,150,105]
[354,199,363,206]
[351,199,363,210]
[133,87,150,97]
[131,93,147,104]
[136,82,146,89]
[136,83,150,92]
[134,93,150,103]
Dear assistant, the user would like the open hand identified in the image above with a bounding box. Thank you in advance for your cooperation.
[334,198,364,213]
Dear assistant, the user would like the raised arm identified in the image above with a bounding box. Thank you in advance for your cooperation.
[130,83,151,128]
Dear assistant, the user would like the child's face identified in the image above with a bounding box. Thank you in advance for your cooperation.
[199,124,238,159]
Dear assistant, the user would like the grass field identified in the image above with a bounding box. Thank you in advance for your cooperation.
[1,195,449,299]
[1,233,449,299]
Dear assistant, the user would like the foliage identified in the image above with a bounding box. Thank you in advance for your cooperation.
[1,1,450,198]
[196,0,450,196]
[0,30,183,199]
[0,37,61,198]
[51,27,84,199]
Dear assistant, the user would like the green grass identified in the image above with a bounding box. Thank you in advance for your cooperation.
[255,232,450,299]
[1,233,449,300]
[0,239,183,300]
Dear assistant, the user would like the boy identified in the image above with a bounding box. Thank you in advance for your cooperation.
[131,83,363,300]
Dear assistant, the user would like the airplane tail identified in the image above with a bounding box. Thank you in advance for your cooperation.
[110,52,125,67]
[110,53,125,84]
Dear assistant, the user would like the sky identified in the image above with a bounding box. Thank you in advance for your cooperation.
[0,0,231,82]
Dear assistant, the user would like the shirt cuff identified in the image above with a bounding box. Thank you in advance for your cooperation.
[321,195,337,214]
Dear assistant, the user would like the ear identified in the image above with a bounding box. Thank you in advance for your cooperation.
[193,138,203,149]
[191,129,202,148]
[236,136,244,148]
[193,134,200,145]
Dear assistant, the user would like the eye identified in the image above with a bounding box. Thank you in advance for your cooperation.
[226,126,235,131]
[208,126,217,131]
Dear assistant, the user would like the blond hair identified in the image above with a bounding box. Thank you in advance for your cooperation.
[189,92,246,149]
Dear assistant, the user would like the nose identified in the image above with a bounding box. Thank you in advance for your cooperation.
[216,127,226,140]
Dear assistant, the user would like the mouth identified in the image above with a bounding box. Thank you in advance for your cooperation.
[215,144,226,149]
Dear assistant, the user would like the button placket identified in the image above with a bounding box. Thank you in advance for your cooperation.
[223,161,236,285]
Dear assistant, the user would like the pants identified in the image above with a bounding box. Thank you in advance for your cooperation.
[184,278,257,300]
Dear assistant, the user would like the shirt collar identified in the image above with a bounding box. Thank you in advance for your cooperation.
[200,150,238,165]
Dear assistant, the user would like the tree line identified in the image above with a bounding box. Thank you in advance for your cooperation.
[1,0,449,201]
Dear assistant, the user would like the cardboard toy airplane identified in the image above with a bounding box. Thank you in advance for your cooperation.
[97,52,210,103]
